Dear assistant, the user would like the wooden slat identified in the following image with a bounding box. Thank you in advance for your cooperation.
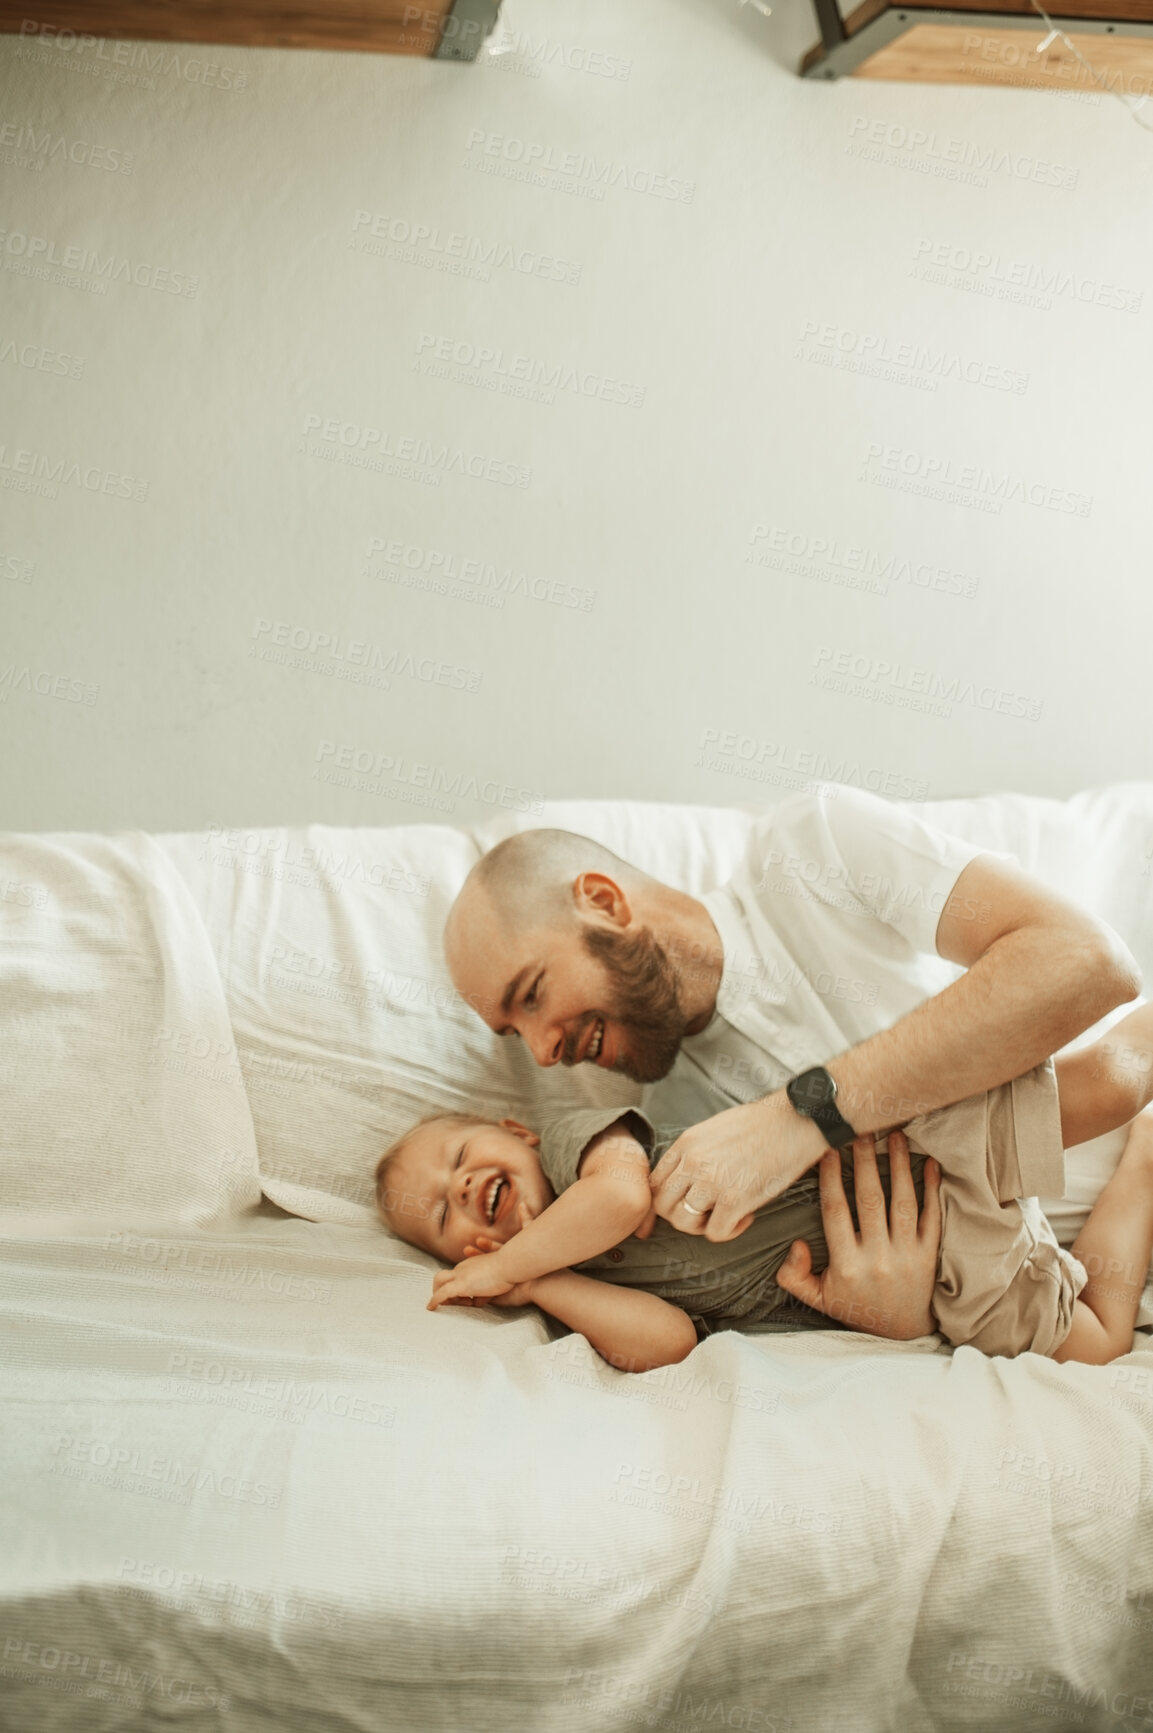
[852,18,1153,85]
[0,0,455,54]
[895,0,1153,19]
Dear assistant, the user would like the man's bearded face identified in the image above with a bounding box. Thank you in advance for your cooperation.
[579,922,687,1083]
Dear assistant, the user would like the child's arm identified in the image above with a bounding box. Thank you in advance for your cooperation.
[517,1269,698,1372]
[428,1120,653,1306]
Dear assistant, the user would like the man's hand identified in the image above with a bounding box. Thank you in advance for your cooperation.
[775,1131,942,1339]
[649,1094,828,1241]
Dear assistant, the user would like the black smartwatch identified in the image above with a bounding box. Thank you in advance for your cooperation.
[785,1066,858,1148]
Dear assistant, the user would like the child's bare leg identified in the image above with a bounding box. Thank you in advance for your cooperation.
[1053,1000,1153,1149]
[1052,1107,1153,1365]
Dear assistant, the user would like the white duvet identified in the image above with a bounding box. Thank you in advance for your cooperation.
[2,786,1153,1732]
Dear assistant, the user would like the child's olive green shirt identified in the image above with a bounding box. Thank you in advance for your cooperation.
[537,1106,926,1340]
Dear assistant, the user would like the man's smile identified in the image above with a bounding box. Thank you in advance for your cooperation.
[567,1015,610,1067]
[579,1016,605,1064]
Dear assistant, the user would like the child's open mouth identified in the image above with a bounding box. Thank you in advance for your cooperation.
[484,1174,511,1224]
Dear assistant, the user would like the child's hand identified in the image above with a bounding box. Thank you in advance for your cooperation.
[426,1200,539,1312]
[427,1249,516,1310]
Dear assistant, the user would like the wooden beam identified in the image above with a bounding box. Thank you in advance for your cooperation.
[0,0,457,55]
[894,0,1153,19]
[852,17,1153,86]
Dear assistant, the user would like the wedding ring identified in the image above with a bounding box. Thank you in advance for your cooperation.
[681,1200,706,1216]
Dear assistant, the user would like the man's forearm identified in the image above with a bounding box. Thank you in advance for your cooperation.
[825,921,1140,1133]
[650,877,1141,1232]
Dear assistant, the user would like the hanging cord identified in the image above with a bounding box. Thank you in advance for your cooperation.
[1023,0,1153,130]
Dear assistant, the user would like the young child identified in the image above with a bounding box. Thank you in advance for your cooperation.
[374,1003,1153,1373]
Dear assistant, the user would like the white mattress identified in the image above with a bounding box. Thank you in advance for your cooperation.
[2,785,1153,1731]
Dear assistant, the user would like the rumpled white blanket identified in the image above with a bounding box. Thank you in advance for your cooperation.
[4,1215,1153,1733]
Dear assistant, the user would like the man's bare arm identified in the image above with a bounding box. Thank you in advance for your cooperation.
[826,853,1141,1129]
[653,854,1142,1239]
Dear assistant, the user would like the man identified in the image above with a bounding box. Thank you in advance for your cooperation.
[443,788,1141,1336]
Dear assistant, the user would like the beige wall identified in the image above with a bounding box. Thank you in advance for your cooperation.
[1,0,1149,832]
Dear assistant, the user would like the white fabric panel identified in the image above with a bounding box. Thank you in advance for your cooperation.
[0,831,262,1229]
[3,1215,1153,1733]
[154,814,740,1226]
[469,797,758,890]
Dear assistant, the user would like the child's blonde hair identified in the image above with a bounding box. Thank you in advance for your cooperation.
[374,1110,502,1237]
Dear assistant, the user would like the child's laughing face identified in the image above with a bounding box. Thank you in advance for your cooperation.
[386,1118,556,1263]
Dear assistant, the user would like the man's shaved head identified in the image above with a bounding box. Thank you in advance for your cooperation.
[442,827,713,1083]
[453,828,646,934]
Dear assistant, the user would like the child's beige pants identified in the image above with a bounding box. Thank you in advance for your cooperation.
[897,1058,1087,1358]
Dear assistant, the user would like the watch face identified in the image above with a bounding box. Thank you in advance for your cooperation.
[792,1068,835,1109]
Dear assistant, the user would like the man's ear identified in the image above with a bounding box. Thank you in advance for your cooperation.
[499,1118,541,1148]
[571,871,632,928]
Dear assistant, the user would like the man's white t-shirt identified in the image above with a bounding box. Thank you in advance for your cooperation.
[642,788,1005,1137]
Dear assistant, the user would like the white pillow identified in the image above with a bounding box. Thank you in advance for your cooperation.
[0,831,262,1228]
[470,798,756,893]
[156,807,758,1226]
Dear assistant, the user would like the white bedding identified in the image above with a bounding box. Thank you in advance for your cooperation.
[3,785,1153,1731]
[4,1216,1153,1733]
[0,830,262,1232]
